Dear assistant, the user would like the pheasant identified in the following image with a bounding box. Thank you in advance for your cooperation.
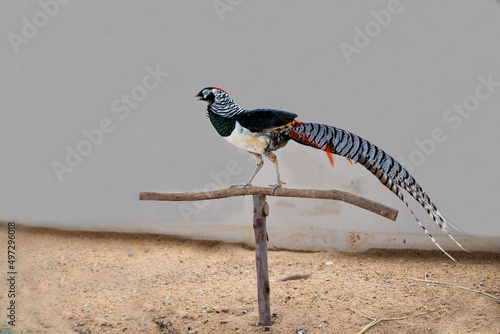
[194,87,467,260]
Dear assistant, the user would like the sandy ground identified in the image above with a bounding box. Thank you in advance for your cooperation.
[0,224,499,334]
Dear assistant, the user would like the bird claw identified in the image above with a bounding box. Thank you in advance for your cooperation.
[230,183,251,192]
[269,182,284,195]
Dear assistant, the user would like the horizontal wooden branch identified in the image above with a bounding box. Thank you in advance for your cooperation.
[140,186,398,221]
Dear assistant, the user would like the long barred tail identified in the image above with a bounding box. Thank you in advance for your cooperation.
[282,121,467,260]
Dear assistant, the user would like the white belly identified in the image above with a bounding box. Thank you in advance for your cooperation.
[225,121,269,154]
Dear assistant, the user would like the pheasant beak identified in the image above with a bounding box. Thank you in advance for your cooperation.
[193,93,204,102]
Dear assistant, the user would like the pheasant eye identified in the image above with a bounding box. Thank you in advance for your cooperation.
[203,89,211,97]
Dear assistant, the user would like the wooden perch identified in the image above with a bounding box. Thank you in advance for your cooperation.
[140,186,399,326]
[253,195,272,326]
[140,186,398,221]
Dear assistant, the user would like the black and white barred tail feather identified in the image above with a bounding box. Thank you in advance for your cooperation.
[282,121,467,260]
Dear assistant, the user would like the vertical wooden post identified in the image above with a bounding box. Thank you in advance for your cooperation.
[252,194,272,326]
[140,187,398,329]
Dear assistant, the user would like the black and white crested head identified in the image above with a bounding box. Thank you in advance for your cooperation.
[194,87,245,118]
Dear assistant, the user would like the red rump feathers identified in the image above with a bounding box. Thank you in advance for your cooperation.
[325,150,334,168]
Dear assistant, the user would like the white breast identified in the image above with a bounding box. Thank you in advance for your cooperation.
[225,121,269,154]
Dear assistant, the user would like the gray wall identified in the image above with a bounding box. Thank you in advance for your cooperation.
[1,1,499,252]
